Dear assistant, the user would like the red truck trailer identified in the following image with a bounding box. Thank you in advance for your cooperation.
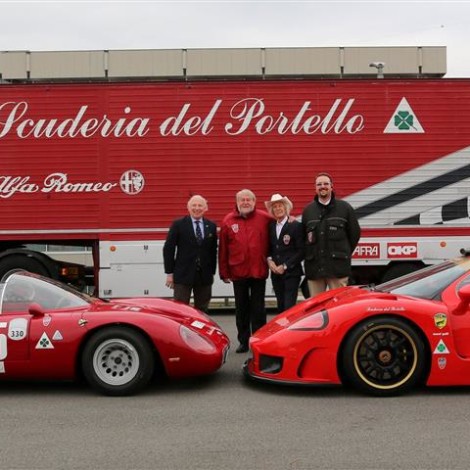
[1,79,469,298]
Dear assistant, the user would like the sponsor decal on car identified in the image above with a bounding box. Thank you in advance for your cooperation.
[35,332,54,350]
[52,330,63,341]
[438,357,447,370]
[366,306,405,312]
[434,313,447,329]
[8,318,27,341]
[433,339,450,355]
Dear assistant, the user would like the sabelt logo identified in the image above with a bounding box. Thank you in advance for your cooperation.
[353,243,380,259]
[387,242,418,259]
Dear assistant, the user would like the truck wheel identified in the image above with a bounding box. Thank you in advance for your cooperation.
[0,256,49,281]
[82,327,155,396]
[341,316,425,396]
[381,262,423,283]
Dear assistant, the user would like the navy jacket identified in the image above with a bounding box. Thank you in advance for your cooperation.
[268,219,304,279]
[163,216,217,286]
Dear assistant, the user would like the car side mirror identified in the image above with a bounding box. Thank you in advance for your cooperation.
[28,302,45,317]
[458,284,470,303]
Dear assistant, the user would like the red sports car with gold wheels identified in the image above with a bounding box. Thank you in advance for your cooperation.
[245,251,470,396]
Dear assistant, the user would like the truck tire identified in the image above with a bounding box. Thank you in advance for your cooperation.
[0,255,50,282]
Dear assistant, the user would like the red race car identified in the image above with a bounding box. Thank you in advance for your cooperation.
[245,251,470,396]
[0,272,229,395]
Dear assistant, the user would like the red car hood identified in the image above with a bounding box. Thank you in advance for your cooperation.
[257,286,400,337]
[91,297,212,323]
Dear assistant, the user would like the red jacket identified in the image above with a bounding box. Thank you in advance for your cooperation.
[219,208,272,281]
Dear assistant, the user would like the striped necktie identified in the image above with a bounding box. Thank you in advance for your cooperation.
[195,220,203,245]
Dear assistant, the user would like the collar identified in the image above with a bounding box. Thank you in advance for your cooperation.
[315,191,335,207]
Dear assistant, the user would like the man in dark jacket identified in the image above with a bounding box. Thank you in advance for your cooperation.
[265,193,304,313]
[163,195,217,313]
[302,173,361,297]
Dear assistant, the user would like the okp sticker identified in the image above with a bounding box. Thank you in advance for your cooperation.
[283,234,291,245]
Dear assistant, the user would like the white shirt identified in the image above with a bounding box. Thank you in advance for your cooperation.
[276,216,288,239]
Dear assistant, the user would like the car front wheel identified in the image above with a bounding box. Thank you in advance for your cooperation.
[82,327,155,396]
[342,316,426,396]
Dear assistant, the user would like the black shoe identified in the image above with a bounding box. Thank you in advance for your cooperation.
[236,343,249,353]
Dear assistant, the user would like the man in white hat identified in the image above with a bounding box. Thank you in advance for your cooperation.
[265,194,304,312]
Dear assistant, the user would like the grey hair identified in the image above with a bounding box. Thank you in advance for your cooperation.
[187,194,208,210]
[236,189,256,202]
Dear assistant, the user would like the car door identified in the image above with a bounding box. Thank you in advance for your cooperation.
[443,273,470,358]
[0,306,33,376]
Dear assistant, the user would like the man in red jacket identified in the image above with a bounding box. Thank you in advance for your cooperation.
[219,189,272,353]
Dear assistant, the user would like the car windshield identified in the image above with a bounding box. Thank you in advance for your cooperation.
[375,258,470,300]
[0,272,91,314]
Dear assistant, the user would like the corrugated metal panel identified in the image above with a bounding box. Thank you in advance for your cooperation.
[29,51,105,79]
[265,47,340,75]
[186,48,262,76]
[108,49,184,77]
[1,79,469,239]
[0,51,28,79]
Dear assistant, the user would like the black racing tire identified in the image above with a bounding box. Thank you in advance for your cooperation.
[341,316,425,396]
[82,326,155,396]
[0,255,49,281]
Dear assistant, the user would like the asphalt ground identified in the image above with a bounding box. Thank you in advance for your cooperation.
[1,312,470,470]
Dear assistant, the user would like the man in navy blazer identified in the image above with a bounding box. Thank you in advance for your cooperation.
[163,195,217,313]
[265,194,305,313]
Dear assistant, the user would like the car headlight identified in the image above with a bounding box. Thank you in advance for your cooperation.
[288,309,329,331]
[179,325,216,353]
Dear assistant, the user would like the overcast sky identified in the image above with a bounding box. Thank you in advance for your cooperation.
[1,1,469,77]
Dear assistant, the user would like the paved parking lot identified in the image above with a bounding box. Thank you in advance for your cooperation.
[1,312,470,470]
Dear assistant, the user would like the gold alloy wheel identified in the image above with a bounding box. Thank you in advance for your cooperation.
[352,324,419,391]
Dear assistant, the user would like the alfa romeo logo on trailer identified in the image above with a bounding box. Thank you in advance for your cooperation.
[384,97,424,134]
[120,170,145,195]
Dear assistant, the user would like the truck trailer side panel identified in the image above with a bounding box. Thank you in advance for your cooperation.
[1,80,469,297]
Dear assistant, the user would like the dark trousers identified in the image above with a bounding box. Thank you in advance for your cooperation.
[271,275,301,313]
[174,283,212,313]
[233,278,266,346]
